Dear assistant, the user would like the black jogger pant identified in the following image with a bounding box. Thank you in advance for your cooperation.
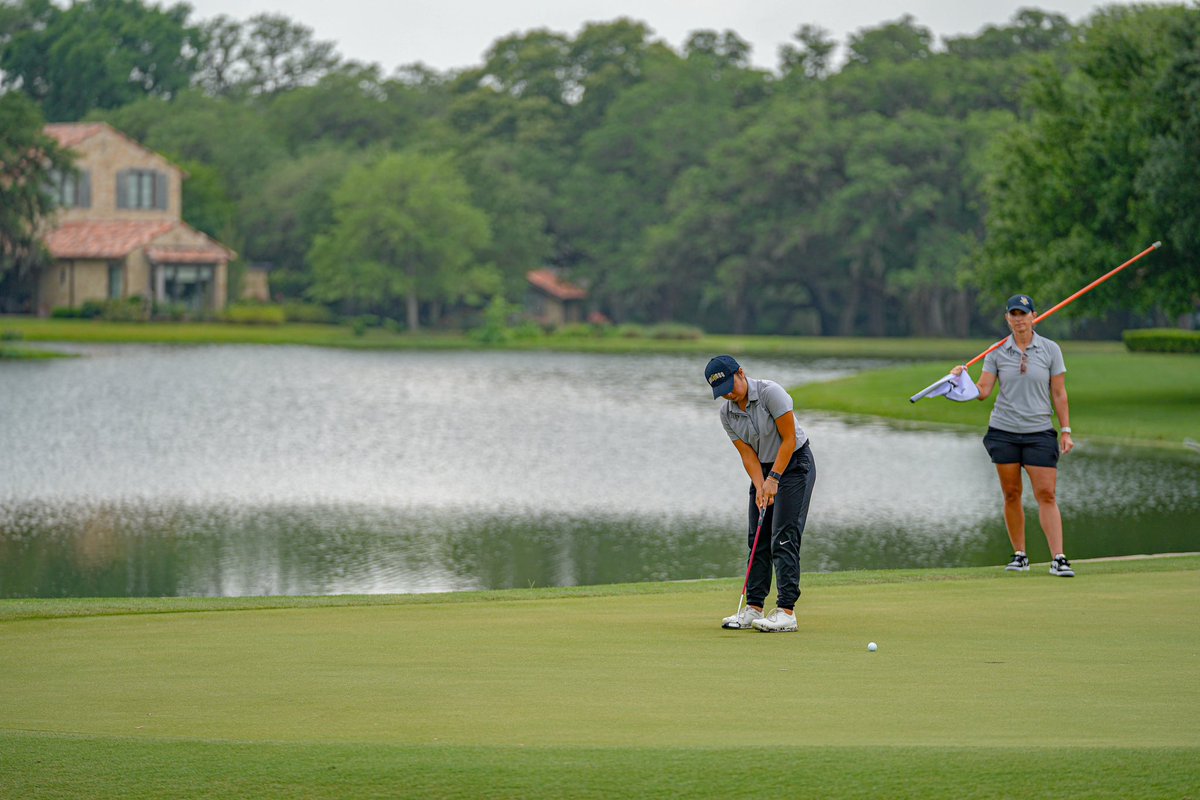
[745,442,815,611]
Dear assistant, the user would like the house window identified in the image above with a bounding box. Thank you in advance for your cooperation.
[117,169,167,210]
[48,169,91,209]
[158,264,214,311]
[108,263,124,300]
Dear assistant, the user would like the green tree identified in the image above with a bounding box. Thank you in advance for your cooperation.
[0,0,198,121]
[309,152,493,330]
[0,93,72,283]
[455,144,553,301]
[980,5,1199,319]
[264,64,433,154]
[239,147,358,297]
[95,92,287,202]
[559,42,763,322]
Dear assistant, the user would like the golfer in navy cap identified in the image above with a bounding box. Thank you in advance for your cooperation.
[951,294,1077,577]
[705,355,817,632]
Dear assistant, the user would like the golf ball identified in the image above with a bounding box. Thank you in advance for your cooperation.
[868,642,878,652]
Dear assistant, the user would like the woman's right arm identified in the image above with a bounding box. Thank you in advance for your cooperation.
[732,439,763,495]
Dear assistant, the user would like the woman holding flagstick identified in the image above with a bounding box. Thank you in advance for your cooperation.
[952,294,1076,577]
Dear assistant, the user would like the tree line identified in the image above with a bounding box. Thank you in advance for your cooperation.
[1,0,1196,335]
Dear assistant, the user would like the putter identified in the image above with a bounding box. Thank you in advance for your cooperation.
[724,504,768,629]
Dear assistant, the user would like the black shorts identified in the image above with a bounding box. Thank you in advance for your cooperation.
[983,427,1059,468]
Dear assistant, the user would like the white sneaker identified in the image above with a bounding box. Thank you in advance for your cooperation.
[721,607,763,629]
[751,608,798,633]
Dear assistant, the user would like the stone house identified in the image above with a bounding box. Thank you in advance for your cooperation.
[35,122,234,315]
[525,268,587,327]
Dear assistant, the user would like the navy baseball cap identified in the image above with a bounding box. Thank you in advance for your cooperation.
[1005,294,1035,314]
[704,355,740,398]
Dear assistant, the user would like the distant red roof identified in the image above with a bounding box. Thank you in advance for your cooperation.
[42,122,184,175]
[527,269,586,301]
[43,123,109,149]
[45,220,233,261]
[146,245,231,264]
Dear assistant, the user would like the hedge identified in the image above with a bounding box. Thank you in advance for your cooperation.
[1123,328,1200,354]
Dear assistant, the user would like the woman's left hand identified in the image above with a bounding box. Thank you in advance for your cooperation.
[1061,432,1074,455]
[757,477,778,508]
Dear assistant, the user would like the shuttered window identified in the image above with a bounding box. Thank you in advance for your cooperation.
[48,169,91,208]
[116,169,168,210]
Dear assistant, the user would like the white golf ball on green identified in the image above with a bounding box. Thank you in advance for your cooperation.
[867,642,878,652]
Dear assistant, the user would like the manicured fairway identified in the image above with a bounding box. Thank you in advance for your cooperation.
[791,351,1200,446]
[2,558,1198,798]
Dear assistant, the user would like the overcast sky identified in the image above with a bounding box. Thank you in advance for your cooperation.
[183,0,1128,75]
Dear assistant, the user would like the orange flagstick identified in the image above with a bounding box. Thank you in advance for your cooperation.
[909,241,1162,403]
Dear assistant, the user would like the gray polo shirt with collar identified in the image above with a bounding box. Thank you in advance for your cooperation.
[719,378,808,461]
[982,332,1066,433]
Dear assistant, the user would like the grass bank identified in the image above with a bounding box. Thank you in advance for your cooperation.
[792,350,1200,447]
[3,557,1197,798]
[0,315,1128,359]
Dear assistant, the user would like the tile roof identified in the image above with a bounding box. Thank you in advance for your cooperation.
[44,220,233,261]
[42,123,183,174]
[146,244,232,264]
[45,220,175,259]
[527,268,587,301]
[43,123,109,149]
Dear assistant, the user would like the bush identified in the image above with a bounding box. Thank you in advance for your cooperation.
[50,306,84,318]
[223,304,286,325]
[648,322,704,340]
[615,324,646,339]
[469,297,516,344]
[1123,328,1200,353]
[101,298,148,322]
[510,321,545,340]
[281,301,335,324]
[1,330,23,342]
[78,300,106,319]
[556,322,596,338]
[152,302,189,322]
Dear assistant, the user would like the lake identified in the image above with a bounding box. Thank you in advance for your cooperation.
[1,345,1196,597]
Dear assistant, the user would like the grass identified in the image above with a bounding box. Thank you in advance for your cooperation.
[2,557,1198,798]
[0,315,1128,359]
[792,350,1200,447]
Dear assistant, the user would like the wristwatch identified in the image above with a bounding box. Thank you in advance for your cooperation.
[768,470,783,481]
[1061,427,1072,434]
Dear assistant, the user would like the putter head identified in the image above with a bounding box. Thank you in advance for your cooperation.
[721,620,742,629]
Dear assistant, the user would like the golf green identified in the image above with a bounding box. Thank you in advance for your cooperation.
[3,558,1198,798]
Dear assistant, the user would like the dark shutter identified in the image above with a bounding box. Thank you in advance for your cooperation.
[78,170,91,208]
[155,172,168,210]
[116,170,128,208]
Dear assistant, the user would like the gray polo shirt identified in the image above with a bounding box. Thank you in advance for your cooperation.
[982,332,1066,433]
[719,378,808,461]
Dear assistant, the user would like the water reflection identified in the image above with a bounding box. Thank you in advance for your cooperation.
[0,346,1196,597]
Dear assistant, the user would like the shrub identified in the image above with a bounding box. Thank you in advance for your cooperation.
[1123,328,1200,354]
[616,324,646,339]
[556,322,596,338]
[648,322,704,340]
[1,330,23,342]
[282,301,335,324]
[50,306,84,318]
[101,298,148,322]
[78,300,106,319]
[223,304,286,325]
[152,302,189,322]
[469,297,516,344]
[510,321,545,340]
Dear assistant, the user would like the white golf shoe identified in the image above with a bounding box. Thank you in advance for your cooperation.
[751,608,798,633]
[721,607,763,629]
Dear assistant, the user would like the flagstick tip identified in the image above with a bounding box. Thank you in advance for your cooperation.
[1153,240,1162,249]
